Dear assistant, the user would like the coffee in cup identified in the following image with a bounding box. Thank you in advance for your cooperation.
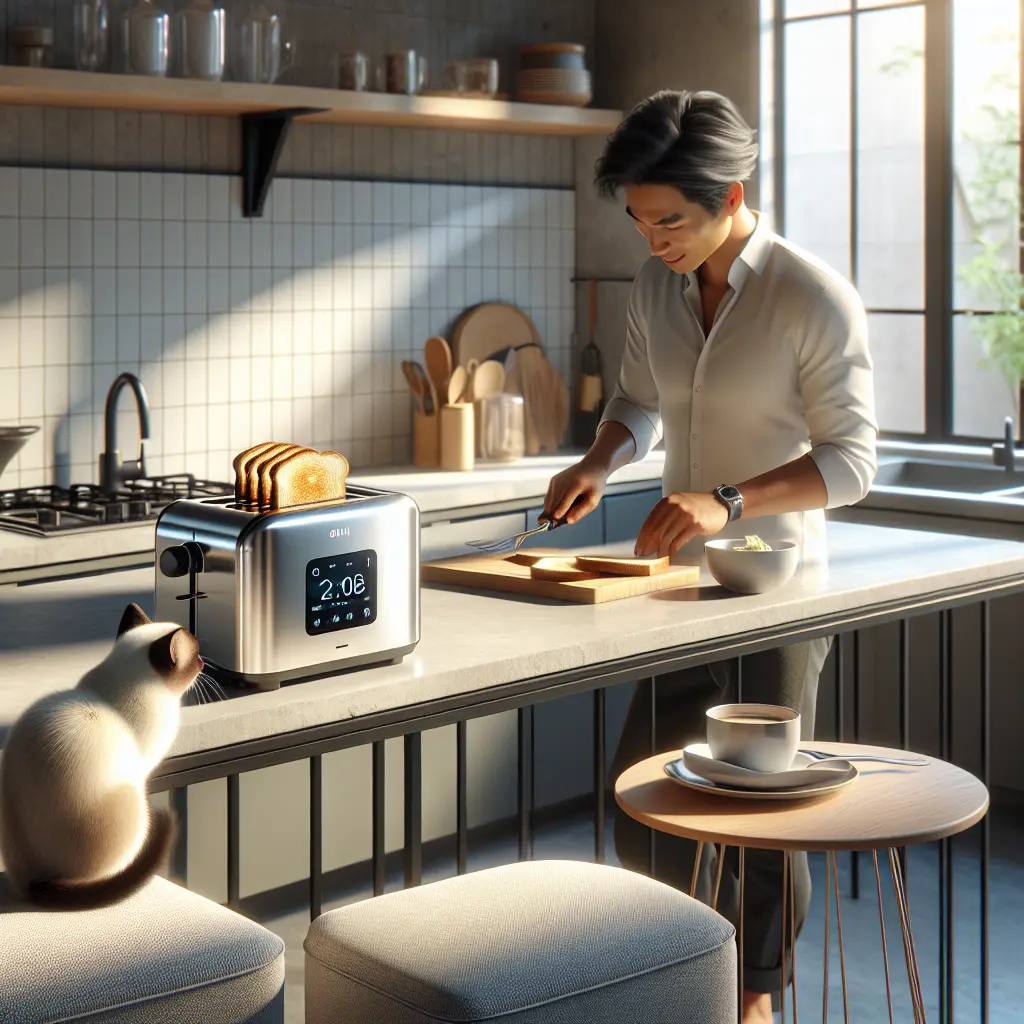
[706,703,800,773]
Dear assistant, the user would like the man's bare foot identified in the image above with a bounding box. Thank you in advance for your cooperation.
[742,990,774,1023]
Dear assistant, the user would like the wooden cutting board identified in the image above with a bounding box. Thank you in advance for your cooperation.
[421,553,700,604]
[452,303,541,368]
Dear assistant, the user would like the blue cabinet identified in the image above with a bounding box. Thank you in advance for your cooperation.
[603,489,661,544]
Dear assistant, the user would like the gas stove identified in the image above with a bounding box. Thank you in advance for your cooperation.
[0,475,234,537]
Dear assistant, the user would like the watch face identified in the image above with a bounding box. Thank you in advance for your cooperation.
[719,486,740,501]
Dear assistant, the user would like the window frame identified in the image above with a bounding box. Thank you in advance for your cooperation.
[761,0,1019,443]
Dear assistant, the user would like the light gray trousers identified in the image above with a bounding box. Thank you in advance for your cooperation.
[611,638,833,994]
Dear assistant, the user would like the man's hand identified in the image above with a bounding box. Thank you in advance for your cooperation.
[542,460,609,525]
[635,492,729,557]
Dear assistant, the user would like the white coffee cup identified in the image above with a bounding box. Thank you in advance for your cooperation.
[706,703,801,773]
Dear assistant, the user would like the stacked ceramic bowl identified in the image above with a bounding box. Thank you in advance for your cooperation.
[517,43,592,107]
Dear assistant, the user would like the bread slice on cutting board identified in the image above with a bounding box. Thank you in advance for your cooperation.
[269,450,350,511]
[529,556,602,583]
[575,555,671,576]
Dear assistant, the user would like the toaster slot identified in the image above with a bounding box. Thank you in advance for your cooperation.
[158,539,209,635]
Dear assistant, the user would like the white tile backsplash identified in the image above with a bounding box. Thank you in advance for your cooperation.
[0,169,576,489]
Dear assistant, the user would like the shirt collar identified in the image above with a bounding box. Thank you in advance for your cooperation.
[682,210,773,293]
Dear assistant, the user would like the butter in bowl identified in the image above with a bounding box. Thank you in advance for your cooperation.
[704,535,800,594]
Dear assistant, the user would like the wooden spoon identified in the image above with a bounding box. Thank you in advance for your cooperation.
[448,365,468,406]
[464,359,479,401]
[424,335,453,408]
[401,360,428,415]
[472,359,506,400]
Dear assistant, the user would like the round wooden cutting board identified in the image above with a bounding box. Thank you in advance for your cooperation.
[452,303,541,368]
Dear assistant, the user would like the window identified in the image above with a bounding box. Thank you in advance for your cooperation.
[762,0,1022,441]
[952,0,1020,436]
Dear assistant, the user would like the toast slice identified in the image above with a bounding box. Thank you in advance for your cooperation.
[258,446,315,511]
[574,555,671,577]
[245,442,299,507]
[233,441,280,504]
[529,556,601,583]
[269,450,350,511]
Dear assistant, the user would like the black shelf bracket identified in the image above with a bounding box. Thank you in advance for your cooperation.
[241,107,326,218]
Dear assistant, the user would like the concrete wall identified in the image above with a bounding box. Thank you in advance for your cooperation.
[575,0,761,405]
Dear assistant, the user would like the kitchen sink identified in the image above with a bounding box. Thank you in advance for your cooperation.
[872,459,1024,496]
[862,456,1024,524]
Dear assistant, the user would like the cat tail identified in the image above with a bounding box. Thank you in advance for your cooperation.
[27,808,178,911]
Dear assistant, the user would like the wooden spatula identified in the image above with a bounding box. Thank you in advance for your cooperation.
[424,335,452,408]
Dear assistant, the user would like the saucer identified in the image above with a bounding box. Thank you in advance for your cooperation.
[682,744,856,791]
[664,747,858,801]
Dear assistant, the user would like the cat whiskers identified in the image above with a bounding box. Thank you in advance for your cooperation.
[190,671,227,705]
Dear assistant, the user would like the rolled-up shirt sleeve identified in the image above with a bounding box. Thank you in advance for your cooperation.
[797,282,879,508]
[600,281,663,462]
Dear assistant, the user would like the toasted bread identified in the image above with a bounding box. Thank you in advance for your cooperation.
[574,555,671,577]
[529,556,601,583]
[245,443,299,507]
[269,450,350,511]
[258,446,315,511]
[233,441,279,504]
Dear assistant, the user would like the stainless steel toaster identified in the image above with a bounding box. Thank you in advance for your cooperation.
[154,485,420,690]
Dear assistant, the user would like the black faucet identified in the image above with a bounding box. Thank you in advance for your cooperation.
[99,372,151,493]
[1005,416,1016,474]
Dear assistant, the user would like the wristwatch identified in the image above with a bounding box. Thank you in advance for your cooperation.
[712,484,743,523]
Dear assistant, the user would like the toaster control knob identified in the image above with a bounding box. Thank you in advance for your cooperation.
[159,542,204,578]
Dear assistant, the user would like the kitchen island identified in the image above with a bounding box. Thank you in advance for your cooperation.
[0,515,1016,978]
[0,519,1020,779]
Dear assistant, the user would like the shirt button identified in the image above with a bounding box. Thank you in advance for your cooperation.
[693,463,699,469]
[695,386,702,393]
[692,433,698,440]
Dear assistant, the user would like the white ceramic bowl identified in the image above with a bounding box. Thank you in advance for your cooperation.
[704,538,799,594]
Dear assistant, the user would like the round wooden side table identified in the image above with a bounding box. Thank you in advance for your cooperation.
[615,741,989,1023]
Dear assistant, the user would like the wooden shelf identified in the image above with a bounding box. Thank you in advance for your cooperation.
[0,66,622,136]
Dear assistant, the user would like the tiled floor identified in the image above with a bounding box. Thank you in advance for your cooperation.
[261,805,1024,1023]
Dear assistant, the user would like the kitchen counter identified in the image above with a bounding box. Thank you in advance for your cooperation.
[1,519,1023,784]
[0,452,667,583]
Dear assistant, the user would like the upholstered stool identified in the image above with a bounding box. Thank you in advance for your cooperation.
[304,860,737,1024]
[0,874,285,1023]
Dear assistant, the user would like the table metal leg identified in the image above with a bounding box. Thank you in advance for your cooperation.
[873,850,895,1024]
[690,840,705,899]
[780,851,789,1022]
[738,847,746,1022]
[830,852,851,1023]
[890,847,926,1022]
[822,852,832,1023]
[711,843,726,911]
[788,851,799,1024]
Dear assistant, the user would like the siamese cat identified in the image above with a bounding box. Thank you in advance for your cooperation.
[0,602,203,909]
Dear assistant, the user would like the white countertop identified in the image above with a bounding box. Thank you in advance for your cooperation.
[0,453,667,578]
[1,520,1022,766]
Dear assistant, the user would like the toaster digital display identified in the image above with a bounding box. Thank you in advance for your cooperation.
[306,549,377,635]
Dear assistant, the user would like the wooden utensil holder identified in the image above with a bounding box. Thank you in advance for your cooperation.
[440,402,474,471]
[413,411,440,467]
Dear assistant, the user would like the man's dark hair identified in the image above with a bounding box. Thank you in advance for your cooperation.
[595,90,758,215]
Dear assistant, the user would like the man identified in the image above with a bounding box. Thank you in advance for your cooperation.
[544,90,877,1022]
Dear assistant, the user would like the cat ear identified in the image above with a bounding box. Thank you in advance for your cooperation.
[149,628,199,675]
[148,629,180,674]
[116,602,151,638]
